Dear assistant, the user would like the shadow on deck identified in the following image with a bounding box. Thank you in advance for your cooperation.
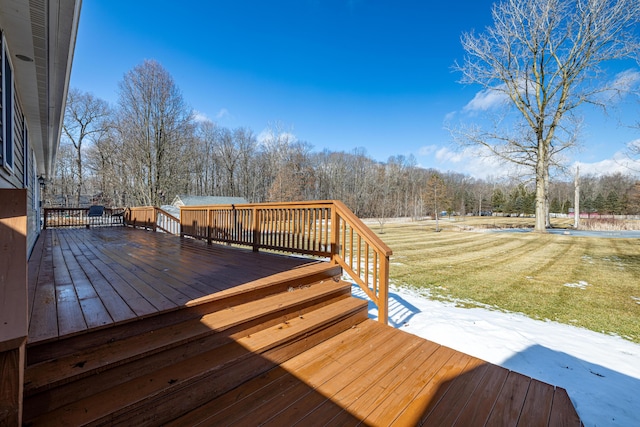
[24,227,583,425]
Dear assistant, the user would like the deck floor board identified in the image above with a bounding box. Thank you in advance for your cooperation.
[28,228,315,343]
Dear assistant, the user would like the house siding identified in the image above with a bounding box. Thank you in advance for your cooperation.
[0,39,40,255]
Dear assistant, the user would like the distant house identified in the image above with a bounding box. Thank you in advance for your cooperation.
[171,195,248,208]
[163,195,249,219]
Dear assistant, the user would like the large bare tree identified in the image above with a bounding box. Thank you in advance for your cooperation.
[454,0,640,232]
[425,173,449,232]
[62,88,110,206]
[116,60,194,206]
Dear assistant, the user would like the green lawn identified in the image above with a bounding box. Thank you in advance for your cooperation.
[371,218,640,343]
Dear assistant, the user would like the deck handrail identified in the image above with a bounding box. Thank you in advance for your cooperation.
[43,207,125,229]
[178,200,392,324]
[124,206,181,235]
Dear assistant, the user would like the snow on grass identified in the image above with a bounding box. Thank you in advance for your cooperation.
[351,284,640,427]
[563,280,591,290]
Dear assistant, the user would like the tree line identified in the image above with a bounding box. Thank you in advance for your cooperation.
[50,59,640,220]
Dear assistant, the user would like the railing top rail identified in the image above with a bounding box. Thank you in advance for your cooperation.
[332,200,392,257]
[178,200,392,256]
[126,206,156,210]
[154,207,180,223]
[179,200,336,211]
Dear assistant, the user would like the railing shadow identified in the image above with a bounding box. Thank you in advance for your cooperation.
[499,344,640,426]
[351,285,420,328]
[418,344,640,426]
[348,284,635,425]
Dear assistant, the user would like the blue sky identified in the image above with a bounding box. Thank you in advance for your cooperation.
[69,1,640,179]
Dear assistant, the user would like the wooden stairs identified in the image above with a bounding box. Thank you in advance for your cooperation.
[23,262,368,425]
[22,258,583,426]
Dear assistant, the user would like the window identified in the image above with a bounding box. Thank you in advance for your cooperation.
[32,151,37,210]
[1,33,14,172]
[23,118,28,187]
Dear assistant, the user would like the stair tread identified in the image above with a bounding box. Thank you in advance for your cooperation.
[165,320,392,426]
[24,297,368,426]
[25,279,351,394]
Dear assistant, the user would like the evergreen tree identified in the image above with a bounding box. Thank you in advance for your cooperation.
[492,188,506,213]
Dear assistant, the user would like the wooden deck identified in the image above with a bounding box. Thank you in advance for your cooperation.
[27,227,317,343]
[24,227,582,426]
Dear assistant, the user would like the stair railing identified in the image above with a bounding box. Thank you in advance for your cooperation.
[179,200,392,324]
[124,206,180,235]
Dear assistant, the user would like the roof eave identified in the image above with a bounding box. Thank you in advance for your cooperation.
[0,0,82,179]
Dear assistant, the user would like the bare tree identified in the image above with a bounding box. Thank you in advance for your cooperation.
[116,60,194,206]
[233,127,258,201]
[425,173,449,232]
[62,88,110,206]
[371,163,394,233]
[85,126,128,206]
[51,142,76,206]
[454,0,640,232]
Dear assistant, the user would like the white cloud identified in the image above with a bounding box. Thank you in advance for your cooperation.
[609,69,640,93]
[444,111,457,122]
[573,150,640,177]
[257,128,297,145]
[420,145,523,179]
[193,110,211,123]
[418,145,438,156]
[216,108,231,120]
[435,146,464,163]
[463,87,509,113]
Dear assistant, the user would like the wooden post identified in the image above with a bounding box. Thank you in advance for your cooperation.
[574,166,580,229]
[252,207,260,252]
[330,204,340,263]
[0,189,28,425]
[378,254,390,325]
[207,209,212,245]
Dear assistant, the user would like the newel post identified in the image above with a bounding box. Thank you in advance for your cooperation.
[330,204,340,263]
[252,207,260,252]
[179,207,184,237]
[378,255,390,325]
[152,208,157,232]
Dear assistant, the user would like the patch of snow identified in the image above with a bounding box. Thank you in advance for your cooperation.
[632,296,640,305]
[351,284,640,427]
[582,255,594,264]
[563,281,591,290]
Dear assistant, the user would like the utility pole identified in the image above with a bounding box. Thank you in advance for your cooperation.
[574,166,580,229]
[434,184,440,232]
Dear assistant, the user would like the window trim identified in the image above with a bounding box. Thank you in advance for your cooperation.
[23,117,28,187]
[32,151,37,211]
[1,33,14,173]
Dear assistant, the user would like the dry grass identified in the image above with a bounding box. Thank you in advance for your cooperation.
[374,218,640,343]
[580,218,640,231]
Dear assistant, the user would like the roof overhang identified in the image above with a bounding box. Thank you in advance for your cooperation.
[0,0,82,179]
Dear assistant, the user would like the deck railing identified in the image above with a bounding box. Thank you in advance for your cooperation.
[124,206,181,235]
[43,207,125,229]
[178,200,392,324]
